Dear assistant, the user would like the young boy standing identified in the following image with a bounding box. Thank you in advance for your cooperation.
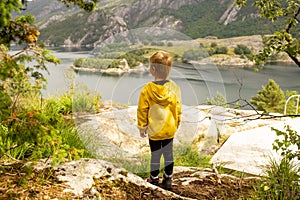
[137,50,182,190]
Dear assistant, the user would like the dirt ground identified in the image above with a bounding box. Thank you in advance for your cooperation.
[0,162,258,199]
[171,171,257,200]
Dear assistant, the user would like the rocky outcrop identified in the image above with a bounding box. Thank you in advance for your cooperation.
[34,158,257,199]
[93,13,128,47]
[219,2,241,25]
[156,16,183,30]
[74,105,287,160]
[35,158,195,199]
[211,117,300,175]
[25,0,78,28]
[93,0,202,46]
[115,0,202,28]
[30,0,265,47]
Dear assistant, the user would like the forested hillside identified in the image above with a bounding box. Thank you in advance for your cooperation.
[21,0,284,47]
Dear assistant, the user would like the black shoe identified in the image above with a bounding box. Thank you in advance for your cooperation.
[147,175,159,186]
[162,173,172,190]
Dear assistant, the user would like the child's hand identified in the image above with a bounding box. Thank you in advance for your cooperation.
[138,127,147,138]
[140,131,147,138]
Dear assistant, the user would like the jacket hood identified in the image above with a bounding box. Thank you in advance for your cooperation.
[146,82,173,106]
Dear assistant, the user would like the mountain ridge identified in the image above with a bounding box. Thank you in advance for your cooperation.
[21,0,283,47]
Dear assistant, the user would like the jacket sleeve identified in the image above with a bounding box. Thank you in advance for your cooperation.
[176,87,182,127]
[137,88,149,132]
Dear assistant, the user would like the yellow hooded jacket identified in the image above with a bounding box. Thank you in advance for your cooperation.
[137,80,182,140]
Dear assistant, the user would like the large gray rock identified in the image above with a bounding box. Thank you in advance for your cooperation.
[210,117,300,175]
[75,105,206,159]
[51,158,194,199]
[75,105,287,160]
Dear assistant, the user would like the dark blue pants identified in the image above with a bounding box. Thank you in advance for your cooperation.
[149,138,174,177]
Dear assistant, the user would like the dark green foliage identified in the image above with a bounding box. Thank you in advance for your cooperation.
[236,0,300,66]
[0,0,98,162]
[208,43,228,55]
[234,44,253,59]
[182,48,209,61]
[0,91,12,121]
[206,92,229,108]
[272,125,300,161]
[75,48,151,69]
[0,14,38,46]
[253,125,300,199]
[40,11,106,46]
[108,49,149,68]
[162,1,283,39]
[0,98,85,161]
[255,157,300,200]
[251,79,286,113]
[35,0,286,46]
[73,58,112,69]
[210,42,217,48]
[0,0,22,28]
[167,42,173,47]
[215,46,228,54]
[234,44,252,55]
[59,0,98,12]
[251,79,298,114]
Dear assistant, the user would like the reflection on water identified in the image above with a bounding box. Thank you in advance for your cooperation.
[43,51,300,106]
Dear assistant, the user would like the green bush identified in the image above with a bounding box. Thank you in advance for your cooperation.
[73,58,112,69]
[253,126,300,199]
[167,42,173,47]
[206,92,229,108]
[215,46,228,54]
[255,157,300,200]
[251,79,298,114]
[210,42,217,48]
[0,90,12,121]
[207,43,228,55]
[182,49,209,61]
[107,49,149,68]
[234,44,252,59]
[1,106,67,161]
[73,89,101,112]
[272,125,300,161]
[174,145,211,168]
[75,49,149,69]
[0,84,100,163]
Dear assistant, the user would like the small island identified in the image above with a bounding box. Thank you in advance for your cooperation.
[71,35,294,74]
[72,58,149,75]
[72,47,152,75]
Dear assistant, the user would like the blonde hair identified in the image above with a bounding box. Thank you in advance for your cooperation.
[149,51,173,79]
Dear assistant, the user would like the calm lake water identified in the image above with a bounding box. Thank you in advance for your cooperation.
[43,50,300,106]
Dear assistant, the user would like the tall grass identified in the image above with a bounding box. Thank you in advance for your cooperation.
[0,83,99,163]
[253,157,300,200]
[174,145,212,168]
[116,145,212,179]
[121,155,151,178]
